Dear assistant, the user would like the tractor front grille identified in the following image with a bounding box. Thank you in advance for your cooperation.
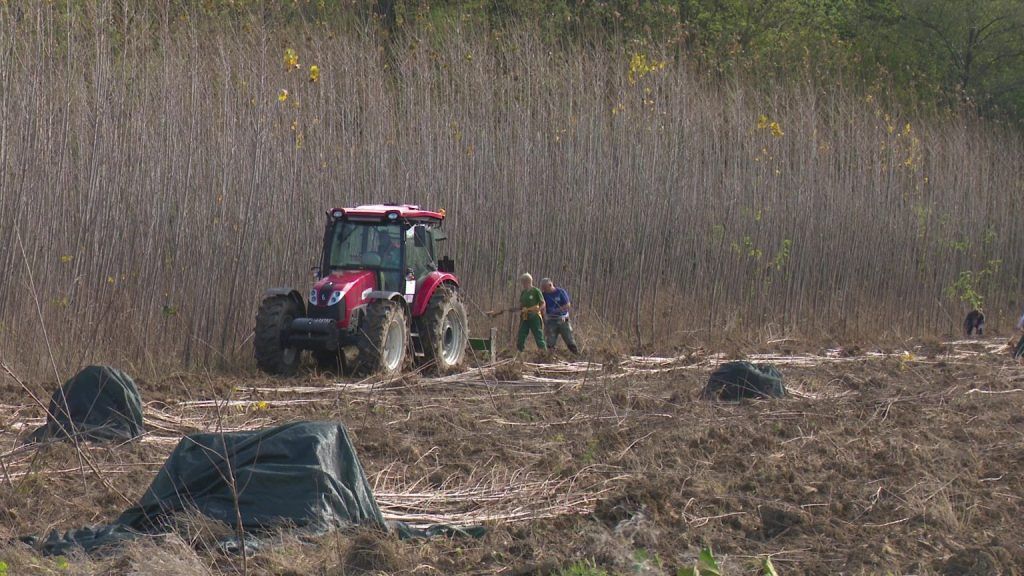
[309,297,344,323]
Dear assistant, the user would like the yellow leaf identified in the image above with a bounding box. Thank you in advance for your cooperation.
[309,64,320,83]
[278,89,288,102]
[283,48,299,70]
[60,255,73,263]
[627,52,666,85]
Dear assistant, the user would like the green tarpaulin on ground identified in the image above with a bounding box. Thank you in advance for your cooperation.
[27,365,144,443]
[701,361,786,400]
[23,421,481,555]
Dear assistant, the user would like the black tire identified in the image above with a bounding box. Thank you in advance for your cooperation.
[254,295,302,376]
[417,286,469,372]
[355,300,408,376]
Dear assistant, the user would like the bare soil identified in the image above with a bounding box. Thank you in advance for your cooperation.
[1,339,1023,575]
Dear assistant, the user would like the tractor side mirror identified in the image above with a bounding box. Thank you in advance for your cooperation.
[413,225,428,248]
[438,256,455,274]
[311,266,321,280]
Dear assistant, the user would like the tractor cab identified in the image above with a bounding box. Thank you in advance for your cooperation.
[255,204,467,378]
[318,206,451,296]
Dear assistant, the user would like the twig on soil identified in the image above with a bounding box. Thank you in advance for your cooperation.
[843,517,910,528]
[0,453,13,489]
[684,511,747,527]
[612,432,654,462]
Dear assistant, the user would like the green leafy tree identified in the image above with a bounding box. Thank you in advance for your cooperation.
[870,0,1024,115]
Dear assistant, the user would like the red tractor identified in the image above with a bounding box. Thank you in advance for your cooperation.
[254,204,469,376]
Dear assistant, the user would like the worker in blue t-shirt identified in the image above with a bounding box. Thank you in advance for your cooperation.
[540,278,580,354]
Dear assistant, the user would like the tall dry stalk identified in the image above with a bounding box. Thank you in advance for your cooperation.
[0,3,1021,379]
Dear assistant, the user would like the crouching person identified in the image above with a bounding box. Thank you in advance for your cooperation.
[964,309,985,338]
[541,278,580,355]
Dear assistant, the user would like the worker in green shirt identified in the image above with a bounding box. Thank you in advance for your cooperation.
[488,273,547,352]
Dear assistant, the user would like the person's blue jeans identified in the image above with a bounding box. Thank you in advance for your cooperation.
[544,316,579,354]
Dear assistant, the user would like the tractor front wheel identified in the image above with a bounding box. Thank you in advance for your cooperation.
[355,300,408,376]
[254,295,302,376]
[417,286,469,373]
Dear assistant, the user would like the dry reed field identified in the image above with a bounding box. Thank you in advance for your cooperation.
[0,3,1022,379]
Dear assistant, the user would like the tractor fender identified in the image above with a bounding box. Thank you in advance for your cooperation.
[412,273,459,317]
[263,287,306,316]
[364,291,410,316]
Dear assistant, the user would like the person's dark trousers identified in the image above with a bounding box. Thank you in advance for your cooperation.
[544,316,579,354]
[1014,336,1024,359]
[517,314,546,351]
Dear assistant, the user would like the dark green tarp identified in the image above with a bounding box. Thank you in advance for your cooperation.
[125,420,385,534]
[23,421,481,555]
[701,361,786,400]
[27,365,144,443]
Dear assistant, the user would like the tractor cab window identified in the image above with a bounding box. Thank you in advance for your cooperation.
[327,222,403,272]
[405,226,436,279]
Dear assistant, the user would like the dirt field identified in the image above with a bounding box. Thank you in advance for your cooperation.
[1,339,1023,575]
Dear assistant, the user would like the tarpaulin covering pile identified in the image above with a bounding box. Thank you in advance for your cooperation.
[23,421,481,555]
[701,361,786,400]
[27,365,144,443]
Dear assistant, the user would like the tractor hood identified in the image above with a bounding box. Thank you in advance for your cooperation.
[310,270,376,317]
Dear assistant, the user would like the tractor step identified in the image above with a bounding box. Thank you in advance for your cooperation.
[409,331,426,358]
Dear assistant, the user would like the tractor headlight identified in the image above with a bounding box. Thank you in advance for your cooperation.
[309,289,318,305]
[331,209,344,220]
[386,211,399,221]
[327,290,343,306]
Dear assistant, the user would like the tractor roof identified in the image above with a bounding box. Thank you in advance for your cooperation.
[336,204,445,223]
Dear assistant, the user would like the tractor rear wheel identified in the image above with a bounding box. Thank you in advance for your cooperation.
[417,286,469,373]
[355,300,408,376]
[254,295,302,376]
